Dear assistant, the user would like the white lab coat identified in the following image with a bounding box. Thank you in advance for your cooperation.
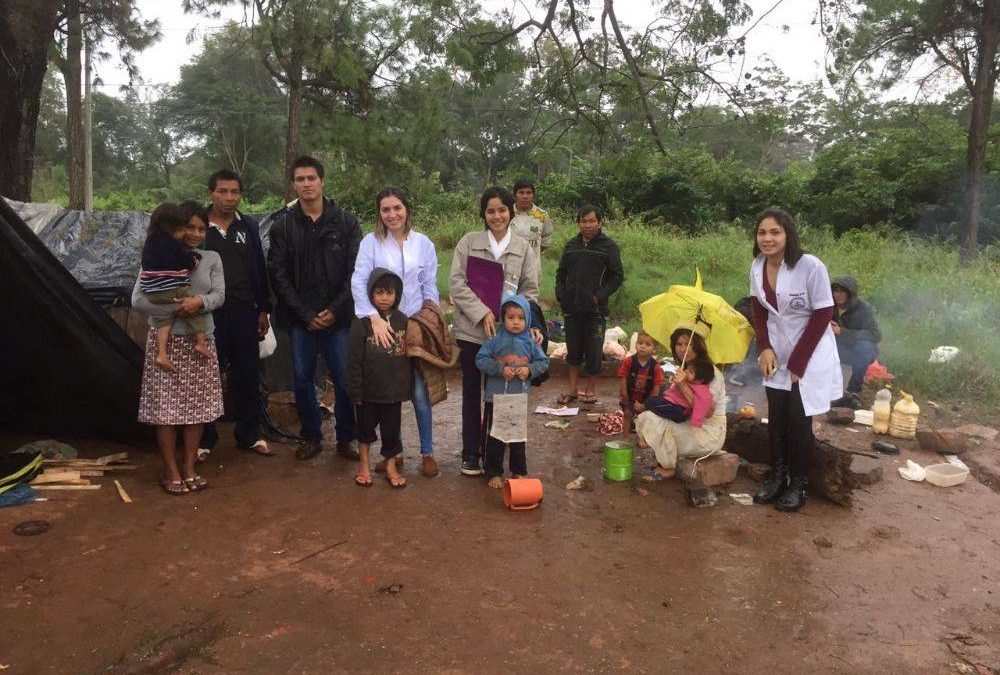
[749,253,842,416]
[351,231,440,319]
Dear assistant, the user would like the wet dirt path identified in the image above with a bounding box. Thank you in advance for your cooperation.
[2,374,999,673]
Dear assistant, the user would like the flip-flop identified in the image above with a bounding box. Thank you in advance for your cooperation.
[354,473,373,488]
[242,440,275,457]
[183,475,208,491]
[161,479,189,496]
[579,394,599,404]
[642,468,674,482]
[386,474,407,489]
[556,393,578,405]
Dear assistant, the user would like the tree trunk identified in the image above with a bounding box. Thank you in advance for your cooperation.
[0,1,60,200]
[283,71,303,203]
[63,0,85,209]
[83,36,93,210]
[960,1,1000,265]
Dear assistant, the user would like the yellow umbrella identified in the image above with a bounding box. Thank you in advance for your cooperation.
[639,269,754,365]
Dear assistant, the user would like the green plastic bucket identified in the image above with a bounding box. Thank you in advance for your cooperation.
[603,441,633,482]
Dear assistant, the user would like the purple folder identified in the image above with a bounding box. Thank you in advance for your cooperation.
[466,256,504,319]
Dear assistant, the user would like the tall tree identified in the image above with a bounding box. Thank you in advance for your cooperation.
[51,0,159,207]
[468,0,754,156]
[0,0,61,200]
[164,23,285,193]
[831,0,1000,262]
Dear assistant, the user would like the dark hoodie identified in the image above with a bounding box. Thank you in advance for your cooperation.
[345,268,412,404]
[832,276,882,344]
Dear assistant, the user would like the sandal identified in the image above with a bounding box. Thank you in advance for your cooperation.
[374,456,404,474]
[556,393,578,405]
[354,473,373,488]
[240,439,275,457]
[183,475,208,491]
[641,467,674,482]
[386,474,407,489]
[579,393,598,405]
[161,479,189,496]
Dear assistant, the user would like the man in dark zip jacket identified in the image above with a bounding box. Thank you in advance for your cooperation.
[267,156,362,460]
[199,169,273,460]
[555,205,624,405]
[830,275,882,407]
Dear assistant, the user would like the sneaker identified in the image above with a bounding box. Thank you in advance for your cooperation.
[295,440,322,460]
[460,459,483,476]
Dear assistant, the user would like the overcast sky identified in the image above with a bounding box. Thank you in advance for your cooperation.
[94,0,832,93]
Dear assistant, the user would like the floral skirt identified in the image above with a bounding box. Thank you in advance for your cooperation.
[137,331,224,426]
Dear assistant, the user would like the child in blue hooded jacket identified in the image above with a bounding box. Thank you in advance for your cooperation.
[476,294,549,488]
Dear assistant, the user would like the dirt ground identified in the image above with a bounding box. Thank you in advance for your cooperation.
[3,371,1000,674]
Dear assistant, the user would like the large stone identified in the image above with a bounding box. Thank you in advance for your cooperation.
[686,485,717,507]
[849,455,884,485]
[916,429,969,454]
[678,452,740,487]
[955,424,998,442]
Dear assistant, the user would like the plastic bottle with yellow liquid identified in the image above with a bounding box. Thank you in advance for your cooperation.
[889,391,920,439]
[872,387,892,434]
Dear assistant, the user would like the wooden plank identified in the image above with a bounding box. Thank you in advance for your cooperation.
[43,462,138,471]
[33,484,102,490]
[31,470,83,484]
[97,452,129,465]
[114,480,133,503]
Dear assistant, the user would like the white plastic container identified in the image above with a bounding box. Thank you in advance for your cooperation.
[924,462,969,487]
[872,387,892,434]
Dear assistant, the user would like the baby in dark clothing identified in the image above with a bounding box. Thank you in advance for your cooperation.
[139,203,212,372]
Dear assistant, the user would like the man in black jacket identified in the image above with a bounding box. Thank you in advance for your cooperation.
[555,205,624,405]
[267,156,361,460]
[830,275,882,408]
[199,169,273,459]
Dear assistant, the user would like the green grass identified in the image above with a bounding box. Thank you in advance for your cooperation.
[421,211,1000,412]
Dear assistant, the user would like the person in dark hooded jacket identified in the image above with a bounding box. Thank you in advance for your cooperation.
[830,275,882,406]
[346,268,412,489]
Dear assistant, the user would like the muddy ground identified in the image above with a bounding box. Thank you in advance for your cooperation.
[3,371,1000,674]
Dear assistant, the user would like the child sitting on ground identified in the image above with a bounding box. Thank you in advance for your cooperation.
[617,330,664,445]
[345,268,412,489]
[476,295,549,489]
[139,203,213,372]
[642,359,715,428]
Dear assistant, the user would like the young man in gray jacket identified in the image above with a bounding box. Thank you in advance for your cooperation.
[830,276,882,408]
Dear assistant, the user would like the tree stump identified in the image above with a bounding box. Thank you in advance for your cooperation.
[724,414,859,507]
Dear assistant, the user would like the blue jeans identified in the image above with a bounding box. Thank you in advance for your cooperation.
[837,338,878,394]
[289,325,356,442]
[411,366,434,456]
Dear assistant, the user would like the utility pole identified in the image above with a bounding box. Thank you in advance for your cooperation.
[83,34,93,211]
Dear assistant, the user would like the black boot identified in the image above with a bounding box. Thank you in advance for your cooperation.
[753,457,787,504]
[776,473,807,512]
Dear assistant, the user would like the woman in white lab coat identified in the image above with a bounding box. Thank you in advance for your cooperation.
[748,208,842,512]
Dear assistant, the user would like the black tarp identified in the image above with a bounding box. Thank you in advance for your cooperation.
[0,198,144,440]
